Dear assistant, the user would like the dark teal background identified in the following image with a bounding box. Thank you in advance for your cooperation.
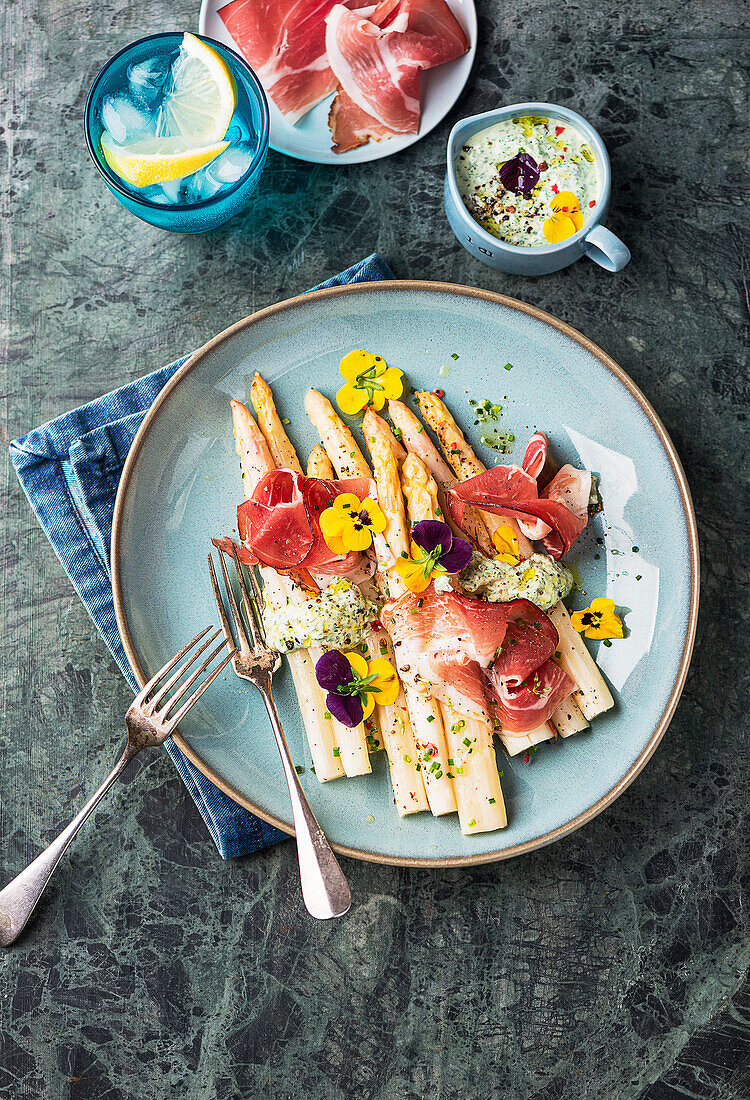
[1,1,747,1097]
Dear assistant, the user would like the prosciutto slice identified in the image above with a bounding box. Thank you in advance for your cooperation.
[217,0,347,122]
[326,0,469,136]
[383,586,574,730]
[447,463,588,560]
[328,88,398,152]
[237,469,372,575]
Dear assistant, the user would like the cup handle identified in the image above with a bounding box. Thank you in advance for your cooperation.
[584,225,631,272]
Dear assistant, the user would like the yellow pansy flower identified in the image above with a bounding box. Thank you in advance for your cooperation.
[570,598,624,640]
[543,191,584,244]
[336,350,404,415]
[319,492,387,554]
[492,525,521,566]
[343,651,400,718]
[395,545,445,593]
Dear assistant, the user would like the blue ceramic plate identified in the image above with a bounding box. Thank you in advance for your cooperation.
[112,282,698,866]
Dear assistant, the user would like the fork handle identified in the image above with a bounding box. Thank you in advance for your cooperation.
[260,687,351,920]
[0,744,138,947]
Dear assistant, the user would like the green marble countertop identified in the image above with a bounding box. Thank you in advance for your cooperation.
[1,0,748,1097]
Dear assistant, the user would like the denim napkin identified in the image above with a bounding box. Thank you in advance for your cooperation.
[10,253,395,858]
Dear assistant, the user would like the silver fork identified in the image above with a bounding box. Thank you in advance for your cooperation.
[0,628,236,947]
[208,546,351,920]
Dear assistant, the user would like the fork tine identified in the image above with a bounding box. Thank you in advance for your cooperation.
[208,554,237,650]
[146,628,223,713]
[158,637,234,720]
[217,550,251,652]
[164,648,238,733]
[134,626,213,705]
[230,543,264,649]
[244,559,264,609]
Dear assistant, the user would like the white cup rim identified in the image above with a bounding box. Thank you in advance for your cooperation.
[446,102,613,255]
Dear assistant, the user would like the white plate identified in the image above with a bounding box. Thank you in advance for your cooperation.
[198,0,477,164]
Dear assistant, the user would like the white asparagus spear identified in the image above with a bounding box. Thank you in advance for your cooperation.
[306,444,334,480]
[230,400,344,781]
[388,399,493,557]
[399,452,506,831]
[361,422,456,818]
[548,603,614,721]
[248,380,373,777]
[414,390,535,557]
[412,391,594,735]
[250,373,303,475]
[304,388,429,815]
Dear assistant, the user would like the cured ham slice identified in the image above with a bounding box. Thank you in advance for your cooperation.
[522,431,548,481]
[217,0,345,122]
[447,463,588,560]
[383,586,573,731]
[238,469,372,575]
[328,88,398,152]
[489,660,575,734]
[541,465,592,522]
[326,0,469,136]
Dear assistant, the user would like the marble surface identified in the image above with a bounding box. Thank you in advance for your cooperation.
[1,0,748,1097]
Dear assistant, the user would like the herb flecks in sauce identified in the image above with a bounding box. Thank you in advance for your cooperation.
[456,116,600,247]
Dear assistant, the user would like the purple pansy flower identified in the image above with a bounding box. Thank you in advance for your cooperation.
[412,520,473,573]
[499,152,540,195]
[314,649,364,727]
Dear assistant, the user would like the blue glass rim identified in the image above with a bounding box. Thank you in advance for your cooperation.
[84,31,270,212]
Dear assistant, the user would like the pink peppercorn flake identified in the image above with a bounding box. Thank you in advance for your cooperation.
[555,125,565,137]
[589,200,596,208]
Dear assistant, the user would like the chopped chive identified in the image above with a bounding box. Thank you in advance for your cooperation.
[447,758,454,766]
[295,765,305,775]
[488,797,496,804]
[324,711,332,720]
[504,362,514,371]
[403,754,412,763]
[429,761,439,773]
[603,638,613,647]
[427,715,435,722]
[282,417,291,425]
[462,736,471,747]
[332,748,341,757]
[468,818,476,827]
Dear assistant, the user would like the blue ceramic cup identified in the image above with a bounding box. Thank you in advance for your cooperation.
[444,103,630,276]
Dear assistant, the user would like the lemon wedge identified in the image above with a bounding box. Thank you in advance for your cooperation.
[155,32,236,146]
[101,132,229,188]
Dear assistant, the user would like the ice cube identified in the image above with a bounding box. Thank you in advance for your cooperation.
[127,57,170,105]
[158,177,185,204]
[205,143,253,185]
[183,165,225,203]
[101,94,152,144]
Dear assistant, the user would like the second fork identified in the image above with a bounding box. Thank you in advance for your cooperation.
[208,547,351,921]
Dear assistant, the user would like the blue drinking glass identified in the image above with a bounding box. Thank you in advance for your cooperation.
[85,33,269,233]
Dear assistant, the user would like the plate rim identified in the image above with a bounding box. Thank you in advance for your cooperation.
[198,0,477,165]
[111,280,700,867]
